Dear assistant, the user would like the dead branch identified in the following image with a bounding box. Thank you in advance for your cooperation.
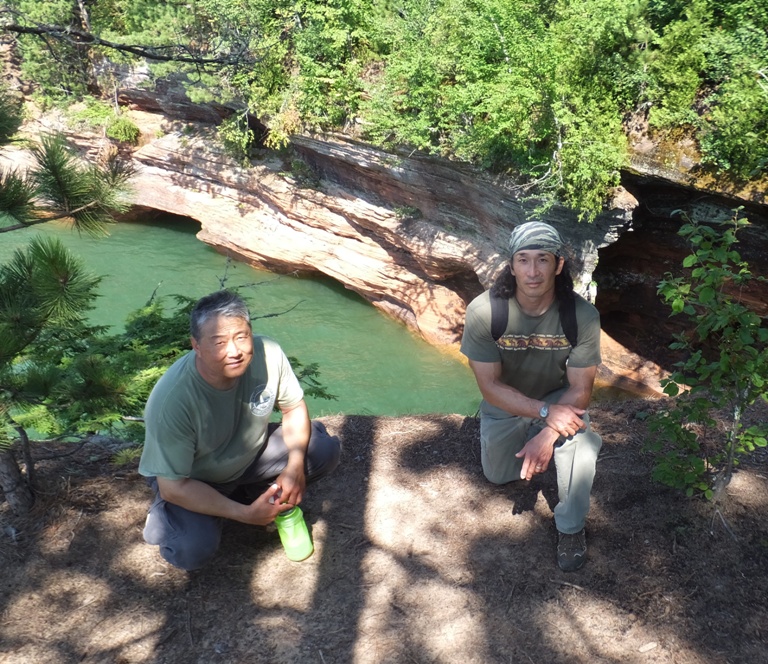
[2,18,263,68]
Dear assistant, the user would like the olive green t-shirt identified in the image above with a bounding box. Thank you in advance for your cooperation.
[138,335,304,484]
[460,291,601,409]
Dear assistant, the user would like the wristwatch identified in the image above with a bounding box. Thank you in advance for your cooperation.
[539,402,549,419]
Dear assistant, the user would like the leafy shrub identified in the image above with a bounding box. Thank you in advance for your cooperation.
[106,116,141,144]
[648,210,768,499]
[217,113,255,164]
[698,74,768,179]
[70,98,115,127]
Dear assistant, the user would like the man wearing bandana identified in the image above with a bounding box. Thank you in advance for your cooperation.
[460,221,603,571]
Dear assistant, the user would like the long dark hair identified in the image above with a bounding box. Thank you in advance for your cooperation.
[490,256,576,313]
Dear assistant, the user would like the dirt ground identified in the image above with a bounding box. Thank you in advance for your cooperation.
[1,397,767,664]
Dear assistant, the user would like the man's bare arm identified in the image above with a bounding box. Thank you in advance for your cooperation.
[558,365,598,411]
[272,400,311,507]
[157,476,289,526]
[468,359,546,419]
[468,359,589,438]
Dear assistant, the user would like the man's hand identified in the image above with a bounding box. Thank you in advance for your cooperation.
[241,483,294,526]
[545,403,587,439]
[273,462,306,508]
[515,429,558,481]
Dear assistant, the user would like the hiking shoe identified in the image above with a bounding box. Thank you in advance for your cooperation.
[557,529,587,572]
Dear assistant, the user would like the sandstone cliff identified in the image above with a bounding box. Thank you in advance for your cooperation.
[123,124,661,392]
[6,105,767,398]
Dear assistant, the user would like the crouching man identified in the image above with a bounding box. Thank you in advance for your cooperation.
[460,222,602,571]
[139,290,340,570]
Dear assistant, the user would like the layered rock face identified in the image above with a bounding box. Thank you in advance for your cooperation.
[8,104,766,398]
[128,128,658,391]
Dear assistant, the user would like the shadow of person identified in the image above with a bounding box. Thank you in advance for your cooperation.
[503,471,559,515]
[502,479,537,515]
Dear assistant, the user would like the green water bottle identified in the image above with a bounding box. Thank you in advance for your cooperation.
[274,506,314,561]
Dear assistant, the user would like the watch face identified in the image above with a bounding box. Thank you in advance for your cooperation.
[540,405,549,418]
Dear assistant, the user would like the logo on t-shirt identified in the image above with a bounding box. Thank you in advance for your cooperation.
[249,384,275,416]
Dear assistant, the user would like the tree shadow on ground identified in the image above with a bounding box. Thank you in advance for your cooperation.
[1,406,767,663]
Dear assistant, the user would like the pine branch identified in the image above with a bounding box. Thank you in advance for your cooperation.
[0,202,102,234]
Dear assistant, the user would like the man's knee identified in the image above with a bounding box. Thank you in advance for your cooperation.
[483,467,514,485]
[480,428,526,485]
[157,539,219,571]
[143,498,222,571]
[307,421,341,479]
[481,451,524,485]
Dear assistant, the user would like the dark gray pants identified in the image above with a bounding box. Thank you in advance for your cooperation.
[142,420,341,570]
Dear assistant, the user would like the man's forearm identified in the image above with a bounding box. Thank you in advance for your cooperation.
[554,385,591,411]
[481,379,547,420]
[157,477,248,522]
[280,401,311,465]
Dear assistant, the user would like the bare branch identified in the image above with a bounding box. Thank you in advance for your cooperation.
[2,18,261,67]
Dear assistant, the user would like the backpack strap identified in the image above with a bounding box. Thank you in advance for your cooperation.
[558,294,578,348]
[490,293,508,341]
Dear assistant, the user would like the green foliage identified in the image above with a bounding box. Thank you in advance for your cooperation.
[68,97,141,144]
[69,97,116,128]
[217,112,255,165]
[285,157,320,189]
[287,357,337,402]
[646,0,768,178]
[0,237,104,449]
[14,0,96,102]
[0,83,23,142]
[1,281,186,457]
[7,0,767,216]
[1,131,135,233]
[0,169,37,228]
[112,445,143,465]
[359,0,637,217]
[105,116,141,144]
[645,0,709,127]
[648,210,768,499]
[698,72,768,179]
[29,132,135,234]
[0,236,101,365]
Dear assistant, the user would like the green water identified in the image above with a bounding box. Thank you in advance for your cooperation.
[1,216,481,417]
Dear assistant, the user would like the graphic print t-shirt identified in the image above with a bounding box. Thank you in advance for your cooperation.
[460,291,601,401]
[139,335,304,484]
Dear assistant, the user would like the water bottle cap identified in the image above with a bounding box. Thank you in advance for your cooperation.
[276,506,298,520]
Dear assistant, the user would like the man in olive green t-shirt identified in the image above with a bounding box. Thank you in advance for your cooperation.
[460,222,603,572]
[139,290,340,571]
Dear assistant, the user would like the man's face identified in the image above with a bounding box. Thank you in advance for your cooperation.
[509,250,564,300]
[191,314,253,389]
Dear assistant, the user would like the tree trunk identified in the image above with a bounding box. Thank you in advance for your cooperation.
[0,447,35,515]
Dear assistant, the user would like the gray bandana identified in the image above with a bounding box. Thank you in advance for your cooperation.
[508,222,563,257]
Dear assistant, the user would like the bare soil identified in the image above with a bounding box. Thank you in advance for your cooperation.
[1,398,767,664]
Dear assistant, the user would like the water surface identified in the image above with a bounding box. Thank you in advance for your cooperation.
[1,216,480,417]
